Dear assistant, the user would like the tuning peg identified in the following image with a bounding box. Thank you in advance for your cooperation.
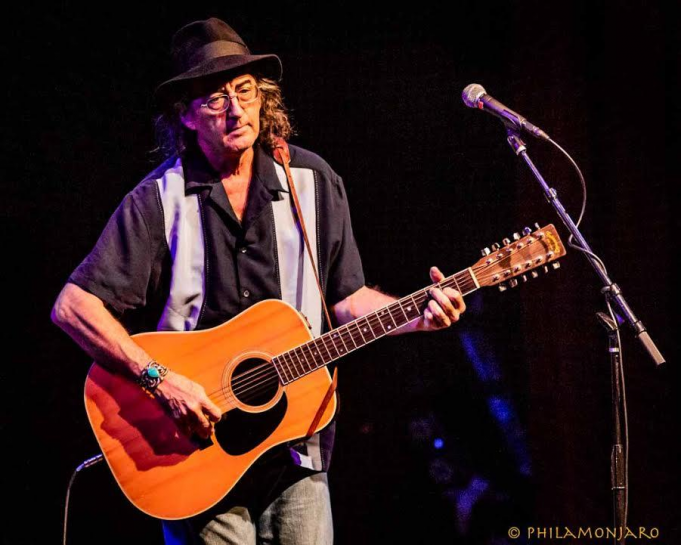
[543,265,549,274]
[513,232,521,240]
[481,247,491,257]
[509,278,519,288]
[502,238,511,246]
[498,283,508,292]
[531,270,539,279]
[521,274,528,282]
[551,262,561,270]
[523,226,532,236]
[491,243,501,251]
[534,222,541,230]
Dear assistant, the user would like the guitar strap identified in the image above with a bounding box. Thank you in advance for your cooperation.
[272,138,338,440]
[306,367,337,439]
[272,138,334,332]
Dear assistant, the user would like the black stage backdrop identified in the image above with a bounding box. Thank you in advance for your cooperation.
[2,2,677,544]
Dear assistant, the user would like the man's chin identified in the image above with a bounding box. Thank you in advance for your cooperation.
[222,134,257,154]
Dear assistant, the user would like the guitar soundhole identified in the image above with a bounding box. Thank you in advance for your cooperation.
[230,357,280,407]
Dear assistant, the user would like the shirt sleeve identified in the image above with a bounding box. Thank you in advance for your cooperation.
[68,192,153,316]
[325,174,365,306]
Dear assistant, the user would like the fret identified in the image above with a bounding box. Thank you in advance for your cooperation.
[415,288,429,308]
[299,343,315,374]
[283,348,297,379]
[384,305,399,333]
[291,347,307,378]
[360,313,387,339]
[282,349,297,380]
[455,270,475,294]
[451,278,465,293]
[309,338,326,367]
[317,334,334,363]
[279,352,294,383]
[405,295,421,321]
[449,275,461,293]
[322,331,342,360]
[331,329,350,356]
[354,320,368,345]
[271,356,284,383]
[374,310,388,335]
[342,324,358,350]
[378,308,393,332]
[395,299,410,323]
[362,316,378,340]
[299,345,315,373]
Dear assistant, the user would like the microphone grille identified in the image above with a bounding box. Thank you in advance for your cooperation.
[462,84,487,108]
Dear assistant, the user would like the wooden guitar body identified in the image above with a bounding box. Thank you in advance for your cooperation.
[84,299,337,520]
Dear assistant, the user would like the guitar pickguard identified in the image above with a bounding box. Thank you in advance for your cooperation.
[215,393,288,455]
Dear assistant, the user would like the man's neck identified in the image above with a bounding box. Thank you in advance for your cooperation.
[200,143,255,181]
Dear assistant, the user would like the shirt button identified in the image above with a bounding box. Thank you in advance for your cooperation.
[239,247,247,254]
[243,289,250,298]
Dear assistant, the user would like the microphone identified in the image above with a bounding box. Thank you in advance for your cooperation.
[462,84,550,141]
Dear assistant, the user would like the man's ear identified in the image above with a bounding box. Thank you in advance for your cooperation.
[180,105,196,131]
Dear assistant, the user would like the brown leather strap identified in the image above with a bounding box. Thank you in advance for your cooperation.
[272,138,334,332]
[305,367,338,440]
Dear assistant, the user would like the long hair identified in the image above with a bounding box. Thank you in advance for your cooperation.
[153,76,293,160]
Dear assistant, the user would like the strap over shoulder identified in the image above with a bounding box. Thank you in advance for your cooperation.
[270,137,333,332]
[272,136,291,166]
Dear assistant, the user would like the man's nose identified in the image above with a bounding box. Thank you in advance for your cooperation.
[226,95,245,117]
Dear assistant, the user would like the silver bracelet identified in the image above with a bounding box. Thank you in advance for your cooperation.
[137,360,169,392]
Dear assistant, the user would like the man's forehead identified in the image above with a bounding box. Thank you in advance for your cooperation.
[218,73,256,89]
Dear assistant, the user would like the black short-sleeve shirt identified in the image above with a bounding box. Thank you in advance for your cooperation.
[68,143,365,334]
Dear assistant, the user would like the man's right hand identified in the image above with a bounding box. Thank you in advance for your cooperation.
[52,283,222,440]
[154,372,223,439]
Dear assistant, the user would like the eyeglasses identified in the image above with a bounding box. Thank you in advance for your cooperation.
[200,79,260,114]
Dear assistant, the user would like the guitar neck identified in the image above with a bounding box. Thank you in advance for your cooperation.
[272,268,480,384]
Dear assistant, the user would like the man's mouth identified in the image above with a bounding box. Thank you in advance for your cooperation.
[227,125,248,135]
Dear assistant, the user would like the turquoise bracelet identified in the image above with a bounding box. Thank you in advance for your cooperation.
[138,360,169,392]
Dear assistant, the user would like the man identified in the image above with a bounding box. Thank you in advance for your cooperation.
[52,18,465,545]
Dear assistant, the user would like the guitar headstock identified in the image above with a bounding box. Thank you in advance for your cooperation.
[473,224,566,291]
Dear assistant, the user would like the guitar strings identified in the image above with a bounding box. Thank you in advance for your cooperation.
[203,244,551,407]
[207,279,482,407]
[210,273,523,408]
[208,273,498,406]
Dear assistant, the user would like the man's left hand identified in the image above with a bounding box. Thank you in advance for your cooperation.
[418,266,466,331]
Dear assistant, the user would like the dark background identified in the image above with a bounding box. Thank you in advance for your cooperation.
[2,1,677,544]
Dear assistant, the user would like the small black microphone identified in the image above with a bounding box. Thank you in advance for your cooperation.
[462,84,550,141]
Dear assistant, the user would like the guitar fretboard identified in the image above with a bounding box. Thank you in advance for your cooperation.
[272,268,479,384]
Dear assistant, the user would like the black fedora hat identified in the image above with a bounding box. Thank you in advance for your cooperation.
[155,18,282,104]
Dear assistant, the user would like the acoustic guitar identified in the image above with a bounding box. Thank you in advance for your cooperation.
[84,224,565,519]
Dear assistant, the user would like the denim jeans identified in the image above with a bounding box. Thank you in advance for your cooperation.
[162,457,333,545]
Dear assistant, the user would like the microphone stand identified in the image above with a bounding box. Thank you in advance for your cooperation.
[503,126,666,542]
[504,127,665,366]
[596,311,627,544]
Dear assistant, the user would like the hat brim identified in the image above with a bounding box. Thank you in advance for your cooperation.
[155,54,282,105]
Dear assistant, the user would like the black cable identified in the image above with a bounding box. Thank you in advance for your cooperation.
[546,138,611,276]
[63,454,104,545]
